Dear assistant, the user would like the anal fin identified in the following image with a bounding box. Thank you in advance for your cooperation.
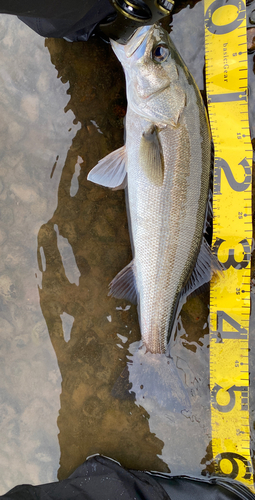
[108,260,137,305]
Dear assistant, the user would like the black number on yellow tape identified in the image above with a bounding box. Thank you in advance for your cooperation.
[214,452,252,480]
[205,0,245,35]
[211,384,248,412]
[211,310,247,341]
[212,238,251,269]
[214,157,252,193]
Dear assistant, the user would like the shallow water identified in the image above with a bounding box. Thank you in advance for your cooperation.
[0,1,254,493]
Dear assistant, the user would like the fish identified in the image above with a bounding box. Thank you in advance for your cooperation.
[88,25,217,355]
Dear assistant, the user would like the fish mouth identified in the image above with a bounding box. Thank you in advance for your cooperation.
[111,25,153,61]
[125,25,153,58]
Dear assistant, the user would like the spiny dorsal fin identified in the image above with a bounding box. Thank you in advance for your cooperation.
[203,189,213,234]
[108,260,137,305]
[87,145,127,190]
[139,125,164,186]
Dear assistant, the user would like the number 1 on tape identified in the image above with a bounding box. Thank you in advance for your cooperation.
[204,0,254,490]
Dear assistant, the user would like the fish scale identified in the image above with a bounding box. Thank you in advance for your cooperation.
[88,25,213,354]
[127,104,209,353]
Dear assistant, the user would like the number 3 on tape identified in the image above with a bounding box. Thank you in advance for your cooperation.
[204,0,254,491]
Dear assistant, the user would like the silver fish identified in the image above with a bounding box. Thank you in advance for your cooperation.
[88,25,215,354]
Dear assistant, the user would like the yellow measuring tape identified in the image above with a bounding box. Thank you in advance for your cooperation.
[204,0,254,490]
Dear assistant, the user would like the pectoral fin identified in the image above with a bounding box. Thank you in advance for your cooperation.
[87,145,127,190]
[139,125,164,186]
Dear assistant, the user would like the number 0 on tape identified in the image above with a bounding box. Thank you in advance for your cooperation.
[204,0,254,490]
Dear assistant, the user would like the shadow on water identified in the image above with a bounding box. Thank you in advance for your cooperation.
[39,37,169,479]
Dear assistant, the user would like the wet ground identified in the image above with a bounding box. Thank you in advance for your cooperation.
[0,1,255,494]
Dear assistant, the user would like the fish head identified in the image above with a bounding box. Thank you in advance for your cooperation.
[111,25,186,126]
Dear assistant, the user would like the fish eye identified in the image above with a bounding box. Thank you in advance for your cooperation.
[152,44,169,63]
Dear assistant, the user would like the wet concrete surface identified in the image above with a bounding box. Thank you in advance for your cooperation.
[0,0,254,493]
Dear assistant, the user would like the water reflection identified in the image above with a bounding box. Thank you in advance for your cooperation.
[127,307,211,476]
[0,14,81,493]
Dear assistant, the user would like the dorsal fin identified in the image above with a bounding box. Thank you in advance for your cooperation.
[182,237,223,298]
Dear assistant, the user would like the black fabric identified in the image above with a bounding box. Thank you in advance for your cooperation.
[18,1,115,40]
[0,455,170,500]
[0,0,111,22]
[1,455,255,500]
[154,476,255,500]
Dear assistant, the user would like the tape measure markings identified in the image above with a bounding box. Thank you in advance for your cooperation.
[204,0,254,490]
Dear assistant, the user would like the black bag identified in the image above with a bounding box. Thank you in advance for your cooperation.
[1,455,254,500]
[0,0,114,40]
